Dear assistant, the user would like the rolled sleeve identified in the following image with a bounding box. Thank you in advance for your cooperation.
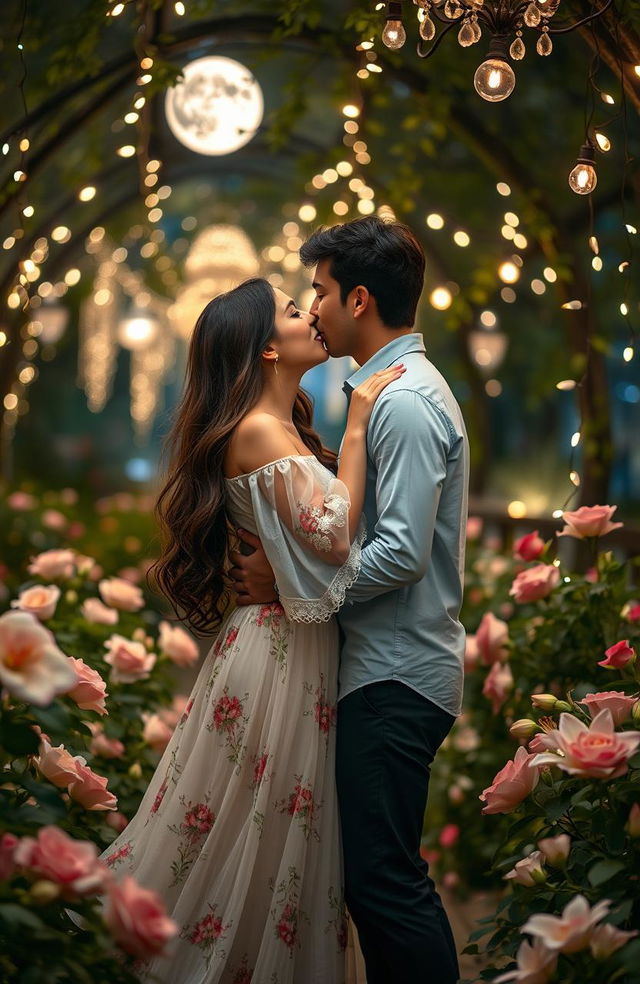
[344,389,451,604]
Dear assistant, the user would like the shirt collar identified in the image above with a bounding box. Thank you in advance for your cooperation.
[343,333,425,394]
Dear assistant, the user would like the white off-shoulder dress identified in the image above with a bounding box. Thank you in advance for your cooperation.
[102,454,365,984]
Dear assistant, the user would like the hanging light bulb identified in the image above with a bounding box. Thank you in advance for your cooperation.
[568,141,598,195]
[474,40,516,102]
[382,2,406,49]
[419,14,436,41]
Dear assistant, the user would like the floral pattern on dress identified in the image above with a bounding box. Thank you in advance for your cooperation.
[254,602,285,628]
[295,503,332,552]
[105,841,132,868]
[181,903,231,970]
[228,956,253,983]
[275,775,321,842]
[270,866,309,957]
[303,673,336,746]
[207,686,249,770]
[326,886,349,952]
[179,698,194,728]
[167,794,215,886]
[250,748,273,792]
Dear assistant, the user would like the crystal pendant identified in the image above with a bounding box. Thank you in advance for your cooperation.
[471,16,482,42]
[444,0,462,19]
[524,2,541,26]
[458,19,475,46]
[419,14,436,40]
[510,35,525,60]
[537,29,553,56]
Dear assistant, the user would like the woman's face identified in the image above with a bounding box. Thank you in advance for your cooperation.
[270,287,329,370]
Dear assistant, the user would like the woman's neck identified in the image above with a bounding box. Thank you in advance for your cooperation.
[254,369,303,423]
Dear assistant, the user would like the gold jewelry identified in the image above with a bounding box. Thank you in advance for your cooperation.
[274,354,279,376]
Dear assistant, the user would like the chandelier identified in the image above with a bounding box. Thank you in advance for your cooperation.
[381,1,614,102]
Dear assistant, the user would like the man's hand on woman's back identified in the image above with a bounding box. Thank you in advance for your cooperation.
[229,529,278,606]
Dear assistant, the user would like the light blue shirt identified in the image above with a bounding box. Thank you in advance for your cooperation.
[337,333,469,717]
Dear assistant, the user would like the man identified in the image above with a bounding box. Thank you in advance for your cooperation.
[231,216,468,984]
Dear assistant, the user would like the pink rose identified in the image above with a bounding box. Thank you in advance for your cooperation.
[537,834,570,867]
[530,710,640,780]
[438,824,460,848]
[11,584,61,620]
[522,895,611,954]
[104,876,177,959]
[158,620,199,667]
[599,640,636,669]
[480,746,540,815]
[42,509,67,531]
[67,760,117,811]
[509,564,560,604]
[557,504,623,540]
[494,937,558,984]
[104,634,156,683]
[0,832,18,881]
[98,577,144,613]
[476,612,509,665]
[88,724,125,760]
[504,850,546,887]
[35,739,83,787]
[7,491,37,511]
[514,530,545,562]
[105,811,129,833]
[442,871,459,890]
[624,601,640,623]
[0,611,77,706]
[81,597,118,626]
[466,516,483,541]
[143,713,173,753]
[66,656,108,715]
[15,826,109,899]
[28,549,76,579]
[590,923,638,959]
[482,660,514,714]
[464,634,479,673]
[579,691,638,726]
[528,730,560,754]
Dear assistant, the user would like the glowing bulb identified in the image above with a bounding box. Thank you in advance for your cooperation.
[569,162,597,195]
[117,145,136,158]
[474,58,515,102]
[430,287,452,310]
[298,204,317,222]
[595,132,611,152]
[342,104,360,118]
[78,185,96,202]
[498,261,520,284]
[426,213,444,230]
[623,346,634,362]
[382,20,406,49]
[175,1,185,13]
[571,431,581,447]
[507,500,527,519]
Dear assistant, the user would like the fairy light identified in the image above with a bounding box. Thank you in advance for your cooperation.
[623,346,634,362]
[78,185,96,202]
[430,286,452,310]
[496,182,511,196]
[426,213,444,230]
[175,1,185,14]
[453,231,470,247]
[571,431,581,447]
[117,145,136,157]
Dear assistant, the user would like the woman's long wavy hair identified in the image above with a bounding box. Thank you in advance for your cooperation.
[148,277,337,635]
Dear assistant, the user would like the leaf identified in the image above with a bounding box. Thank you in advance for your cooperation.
[0,720,40,756]
[587,859,625,886]
[0,903,45,932]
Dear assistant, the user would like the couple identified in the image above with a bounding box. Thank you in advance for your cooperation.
[104,217,468,984]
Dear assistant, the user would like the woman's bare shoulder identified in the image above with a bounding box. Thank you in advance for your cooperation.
[226,413,301,476]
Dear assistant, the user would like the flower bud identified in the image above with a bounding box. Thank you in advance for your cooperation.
[29,879,61,904]
[537,833,571,867]
[627,803,640,838]
[555,700,572,713]
[128,762,142,779]
[65,590,78,604]
[530,694,558,712]
[510,718,540,740]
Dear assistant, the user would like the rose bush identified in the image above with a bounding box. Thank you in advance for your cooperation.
[0,488,199,980]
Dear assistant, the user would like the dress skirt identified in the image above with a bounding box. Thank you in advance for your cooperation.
[103,602,347,984]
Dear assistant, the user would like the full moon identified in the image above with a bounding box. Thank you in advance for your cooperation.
[165,55,264,156]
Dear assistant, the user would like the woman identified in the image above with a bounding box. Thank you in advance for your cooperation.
[102,278,405,983]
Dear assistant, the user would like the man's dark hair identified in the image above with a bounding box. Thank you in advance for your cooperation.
[299,216,426,328]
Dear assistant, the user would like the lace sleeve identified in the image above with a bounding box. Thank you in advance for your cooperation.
[245,456,365,623]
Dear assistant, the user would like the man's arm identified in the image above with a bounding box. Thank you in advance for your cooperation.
[344,388,452,604]
[228,529,278,606]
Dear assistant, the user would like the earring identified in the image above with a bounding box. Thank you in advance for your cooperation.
[274,354,279,376]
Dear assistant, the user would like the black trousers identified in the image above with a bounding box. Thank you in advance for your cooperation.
[336,681,459,984]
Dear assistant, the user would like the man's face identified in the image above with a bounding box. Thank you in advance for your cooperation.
[309,259,358,359]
